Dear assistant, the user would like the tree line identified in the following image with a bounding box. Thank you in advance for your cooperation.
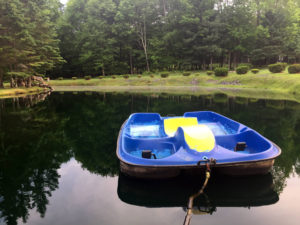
[57,0,300,77]
[1,0,300,82]
[0,0,64,87]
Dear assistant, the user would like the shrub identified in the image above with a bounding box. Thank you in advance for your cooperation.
[72,77,77,80]
[238,63,252,69]
[84,75,91,80]
[288,64,300,74]
[278,62,287,70]
[150,74,154,78]
[236,66,249,75]
[112,75,116,79]
[206,71,214,75]
[182,72,191,76]
[57,77,63,80]
[161,73,169,78]
[209,63,220,70]
[194,73,200,76]
[251,69,260,74]
[98,76,104,79]
[137,75,142,78]
[268,63,284,73]
[214,67,228,77]
[142,71,151,75]
[123,75,129,79]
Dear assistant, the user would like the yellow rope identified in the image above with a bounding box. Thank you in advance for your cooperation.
[183,169,211,225]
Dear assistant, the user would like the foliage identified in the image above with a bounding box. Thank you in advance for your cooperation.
[268,64,284,73]
[58,77,63,80]
[214,67,229,77]
[72,77,77,80]
[123,75,129,79]
[112,75,116,79]
[84,76,92,80]
[238,63,252,69]
[99,76,104,79]
[236,66,249,75]
[183,72,191,76]
[206,71,214,75]
[0,0,65,87]
[161,73,169,78]
[53,0,300,77]
[251,69,260,74]
[288,64,300,74]
[137,75,142,78]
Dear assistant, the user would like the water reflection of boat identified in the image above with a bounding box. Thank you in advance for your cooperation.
[117,111,281,178]
[117,173,279,211]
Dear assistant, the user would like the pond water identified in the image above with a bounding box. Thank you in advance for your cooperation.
[0,92,300,225]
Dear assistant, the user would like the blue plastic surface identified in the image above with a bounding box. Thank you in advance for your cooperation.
[117,111,281,166]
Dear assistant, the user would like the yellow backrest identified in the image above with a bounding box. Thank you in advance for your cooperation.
[164,117,198,136]
[182,125,215,152]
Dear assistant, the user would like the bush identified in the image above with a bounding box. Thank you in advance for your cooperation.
[160,73,169,78]
[150,74,154,78]
[142,71,151,75]
[288,64,300,74]
[209,63,220,70]
[57,77,63,80]
[84,75,91,80]
[214,67,228,77]
[99,76,104,79]
[194,73,200,76]
[268,63,284,73]
[123,75,129,79]
[112,75,116,79]
[137,75,142,78]
[238,63,252,69]
[182,72,191,76]
[206,71,214,75]
[251,69,260,74]
[72,77,77,80]
[278,62,287,70]
[236,66,249,75]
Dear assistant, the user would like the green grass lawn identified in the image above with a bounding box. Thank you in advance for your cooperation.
[49,69,300,94]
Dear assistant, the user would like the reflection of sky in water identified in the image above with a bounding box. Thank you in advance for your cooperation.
[18,159,300,225]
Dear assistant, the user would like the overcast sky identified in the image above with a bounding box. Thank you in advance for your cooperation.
[60,0,68,5]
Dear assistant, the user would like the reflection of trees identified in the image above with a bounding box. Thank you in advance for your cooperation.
[1,92,300,224]
[0,96,71,225]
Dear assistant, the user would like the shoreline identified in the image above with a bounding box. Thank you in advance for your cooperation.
[0,87,51,99]
[52,85,300,103]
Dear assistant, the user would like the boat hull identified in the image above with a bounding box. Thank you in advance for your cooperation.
[119,159,275,179]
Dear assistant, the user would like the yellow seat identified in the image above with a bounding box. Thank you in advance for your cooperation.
[164,117,215,152]
[182,125,215,152]
[164,117,198,136]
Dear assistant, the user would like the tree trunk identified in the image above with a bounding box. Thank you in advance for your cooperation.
[138,16,150,72]
[228,51,231,70]
[233,52,237,69]
[130,52,133,74]
[102,67,105,76]
[209,56,213,70]
[0,72,4,89]
[26,76,32,88]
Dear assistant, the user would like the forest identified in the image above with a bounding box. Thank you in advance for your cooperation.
[1,0,300,83]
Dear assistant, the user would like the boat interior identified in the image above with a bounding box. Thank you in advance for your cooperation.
[122,112,272,159]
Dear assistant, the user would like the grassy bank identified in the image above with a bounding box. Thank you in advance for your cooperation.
[0,87,49,99]
[50,69,300,94]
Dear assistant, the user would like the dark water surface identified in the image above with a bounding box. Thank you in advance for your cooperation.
[0,92,300,225]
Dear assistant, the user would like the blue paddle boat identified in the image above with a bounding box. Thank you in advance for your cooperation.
[116,111,281,179]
